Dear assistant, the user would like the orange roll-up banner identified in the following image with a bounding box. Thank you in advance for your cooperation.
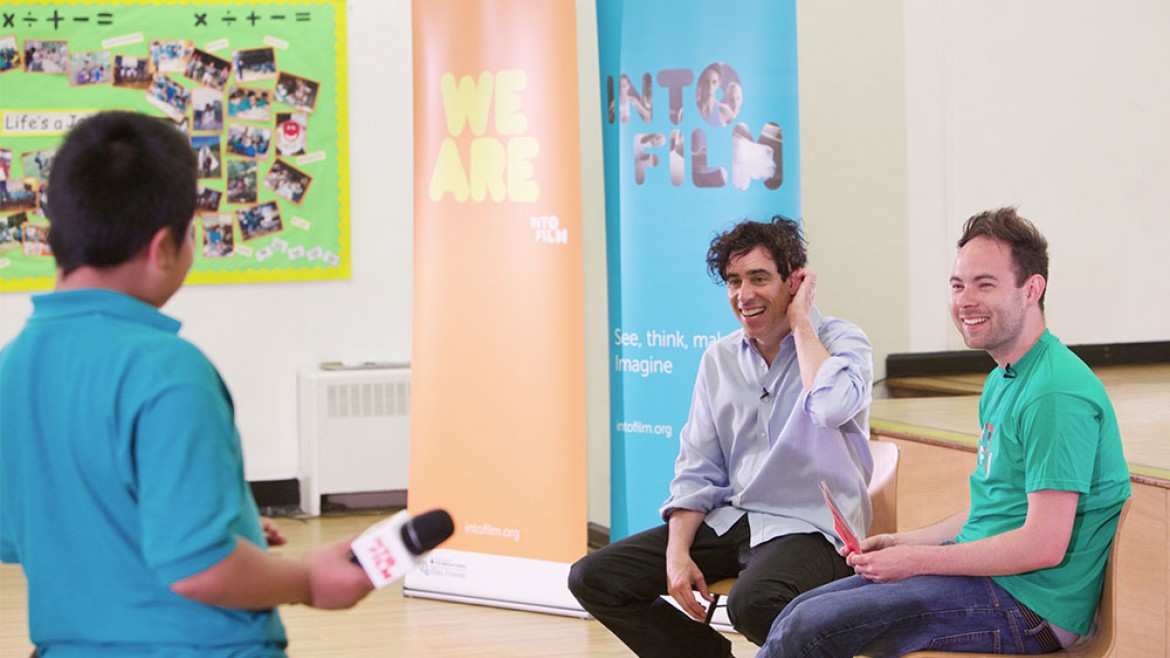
[406,0,587,614]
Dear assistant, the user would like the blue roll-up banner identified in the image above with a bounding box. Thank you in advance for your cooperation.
[597,0,802,540]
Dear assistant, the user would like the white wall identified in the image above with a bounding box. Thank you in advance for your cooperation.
[0,0,414,482]
[170,0,416,480]
[905,0,1170,351]
[3,0,1168,528]
[797,1,911,378]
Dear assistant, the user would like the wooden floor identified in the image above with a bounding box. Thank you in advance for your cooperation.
[0,513,760,657]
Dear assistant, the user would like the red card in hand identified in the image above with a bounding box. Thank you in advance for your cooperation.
[819,480,863,554]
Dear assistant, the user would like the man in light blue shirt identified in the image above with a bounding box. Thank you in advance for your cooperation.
[569,216,873,658]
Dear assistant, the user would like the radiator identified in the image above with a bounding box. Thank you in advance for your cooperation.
[297,366,411,516]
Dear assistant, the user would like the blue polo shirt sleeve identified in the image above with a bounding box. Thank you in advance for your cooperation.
[0,509,14,564]
[134,374,246,586]
[0,347,15,565]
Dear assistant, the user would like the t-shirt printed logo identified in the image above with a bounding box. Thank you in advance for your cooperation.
[978,423,994,477]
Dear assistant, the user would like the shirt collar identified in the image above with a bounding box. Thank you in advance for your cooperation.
[738,306,824,356]
[999,328,1053,378]
[31,289,182,334]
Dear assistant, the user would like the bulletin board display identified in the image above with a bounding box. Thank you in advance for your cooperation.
[0,0,349,292]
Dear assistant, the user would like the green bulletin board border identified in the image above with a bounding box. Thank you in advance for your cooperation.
[0,0,350,292]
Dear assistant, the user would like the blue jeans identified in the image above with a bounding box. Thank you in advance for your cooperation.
[756,574,1059,657]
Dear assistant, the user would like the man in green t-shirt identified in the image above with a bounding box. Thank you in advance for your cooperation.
[757,207,1130,657]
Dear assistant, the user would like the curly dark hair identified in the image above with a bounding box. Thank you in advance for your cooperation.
[958,206,1049,309]
[706,215,806,283]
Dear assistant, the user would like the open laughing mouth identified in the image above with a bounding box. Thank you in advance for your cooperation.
[741,307,765,318]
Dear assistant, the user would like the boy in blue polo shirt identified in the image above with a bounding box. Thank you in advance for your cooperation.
[0,111,373,657]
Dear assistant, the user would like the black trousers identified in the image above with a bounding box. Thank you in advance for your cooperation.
[568,516,851,658]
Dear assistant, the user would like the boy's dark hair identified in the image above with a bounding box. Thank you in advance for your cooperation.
[706,215,806,283]
[958,206,1049,309]
[46,111,197,275]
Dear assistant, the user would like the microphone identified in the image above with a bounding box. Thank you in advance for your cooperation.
[350,508,455,589]
[1004,363,1016,379]
[760,387,769,400]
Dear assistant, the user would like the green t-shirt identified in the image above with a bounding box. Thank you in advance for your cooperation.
[956,330,1130,635]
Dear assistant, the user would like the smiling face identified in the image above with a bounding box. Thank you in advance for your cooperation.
[950,236,1042,363]
[726,245,793,354]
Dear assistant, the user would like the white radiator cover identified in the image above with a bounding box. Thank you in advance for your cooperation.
[297,367,411,516]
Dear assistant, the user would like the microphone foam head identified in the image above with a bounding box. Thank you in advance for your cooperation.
[401,508,455,555]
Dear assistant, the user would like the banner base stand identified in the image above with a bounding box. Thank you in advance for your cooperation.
[402,588,590,618]
[402,549,587,618]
